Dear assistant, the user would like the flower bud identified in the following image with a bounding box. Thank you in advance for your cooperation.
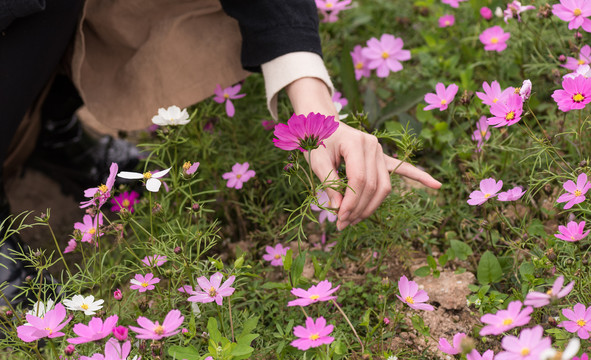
[383,317,390,325]
[548,316,558,327]
[152,202,163,215]
[546,248,557,261]
[580,160,587,167]
[112,325,128,341]
[64,345,76,356]
[174,246,182,254]
[113,288,123,301]
[537,3,552,18]
[480,7,492,20]
[139,300,149,312]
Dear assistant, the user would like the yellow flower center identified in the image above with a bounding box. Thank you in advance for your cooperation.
[571,235,576,240]
[122,199,130,208]
[326,2,333,8]
[445,20,450,25]
[355,62,364,70]
[481,130,487,137]
[209,286,217,297]
[514,87,521,94]
[236,174,242,179]
[274,254,281,259]
[224,93,230,99]
[81,304,89,310]
[503,318,513,326]
[574,8,582,16]
[309,333,320,341]
[154,325,164,335]
[381,51,390,59]
[89,228,96,235]
[484,193,491,198]
[506,111,515,120]
[575,189,583,196]
[440,99,447,105]
[546,289,553,295]
[98,184,108,193]
[521,348,530,356]
[493,98,499,103]
[490,37,499,44]
[44,327,53,335]
[141,282,149,287]
[573,93,585,102]
[579,59,586,65]
[310,295,320,300]
[405,296,414,304]
[183,161,191,170]
[577,319,587,326]
[143,172,152,179]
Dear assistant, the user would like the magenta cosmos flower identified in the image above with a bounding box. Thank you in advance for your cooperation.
[488,93,524,127]
[291,317,334,351]
[213,83,245,118]
[441,0,467,8]
[552,75,591,112]
[396,275,434,311]
[187,272,235,305]
[262,243,290,266]
[350,45,371,80]
[142,254,168,267]
[288,280,340,307]
[552,0,591,31]
[273,112,339,152]
[560,303,591,339]
[130,273,160,292]
[67,315,118,344]
[476,81,515,106]
[467,178,503,206]
[563,45,591,71]
[481,7,493,20]
[423,83,458,111]
[80,162,118,209]
[467,349,495,360]
[472,116,491,152]
[495,325,551,360]
[74,213,104,243]
[498,186,525,201]
[574,354,590,360]
[438,332,467,355]
[555,220,589,242]
[557,173,591,209]
[480,26,511,52]
[524,275,574,308]
[479,300,533,336]
[310,190,337,223]
[110,190,139,213]
[222,162,255,189]
[439,14,455,27]
[17,303,72,342]
[129,309,184,340]
[503,1,535,23]
[361,34,410,78]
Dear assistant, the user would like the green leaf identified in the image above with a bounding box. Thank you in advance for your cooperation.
[410,314,431,337]
[450,240,473,261]
[519,262,535,279]
[427,255,437,269]
[260,282,290,290]
[167,345,201,360]
[207,317,222,343]
[283,249,293,271]
[414,266,431,277]
[438,254,448,267]
[238,316,259,339]
[290,251,306,286]
[208,257,224,271]
[477,251,503,285]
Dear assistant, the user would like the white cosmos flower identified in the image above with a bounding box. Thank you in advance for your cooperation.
[151,105,190,126]
[540,338,580,360]
[334,101,348,120]
[24,299,55,325]
[62,295,104,315]
[117,168,171,192]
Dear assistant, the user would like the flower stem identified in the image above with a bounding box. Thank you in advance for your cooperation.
[46,221,71,278]
[331,299,364,354]
[228,297,235,342]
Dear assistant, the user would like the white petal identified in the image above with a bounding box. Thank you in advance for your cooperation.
[117,171,144,179]
[539,349,556,360]
[152,167,172,178]
[563,338,580,359]
[146,178,162,192]
[130,279,142,286]
[152,116,167,126]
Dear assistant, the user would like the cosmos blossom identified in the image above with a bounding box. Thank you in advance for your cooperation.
[476,81,515,106]
[556,173,591,209]
[350,45,371,80]
[439,14,455,27]
[213,84,246,117]
[17,303,71,342]
[288,280,340,307]
[472,116,491,152]
[186,272,235,306]
[552,0,591,32]
[479,300,533,336]
[479,26,511,52]
[110,190,140,213]
[396,275,434,311]
[273,112,339,152]
[423,83,458,111]
[467,178,503,206]
[560,303,591,339]
[74,214,104,244]
[563,46,591,71]
[488,93,524,127]
[361,34,411,78]
[524,275,574,307]
[310,190,337,223]
[80,162,118,209]
[503,1,535,23]
[552,75,591,112]
[555,221,590,242]
[438,332,467,355]
[262,244,290,266]
[117,168,171,192]
[151,105,190,126]
[129,309,184,340]
[67,315,119,344]
[495,326,551,360]
[291,317,334,351]
[130,273,160,292]
[497,186,525,201]
[222,162,256,189]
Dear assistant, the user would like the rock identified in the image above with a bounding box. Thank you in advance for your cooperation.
[414,270,475,310]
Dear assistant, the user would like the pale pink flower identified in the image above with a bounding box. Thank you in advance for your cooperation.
[64,239,77,254]
[130,273,160,292]
[291,317,334,351]
[141,255,168,267]
[467,178,503,206]
[480,26,511,52]
[519,79,532,100]
[350,45,371,80]
[423,83,458,111]
[80,162,118,209]
[187,272,235,306]
[564,64,591,79]
[471,116,491,151]
[361,34,411,77]
[555,221,590,242]
[182,161,200,176]
[310,190,337,223]
[439,14,455,27]
[560,303,591,339]
[498,186,525,201]
[557,173,591,209]
[129,309,184,340]
[476,81,515,106]
[17,303,72,342]
[479,300,533,336]
[552,0,591,32]
[488,93,524,127]
[495,326,551,360]
[524,275,574,307]
[481,7,493,20]
[552,75,591,112]
[563,46,591,71]
[222,162,256,189]
[74,214,104,244]
[503,1,535,23]
[316,0,352,22]
[332,91,348,108]
[396,275,434,311]
[438,332,467,355]
[262,244,290,266]
[273,112,339,152]
[467,349,495,360]
[288,280,340,307]
[213,83,245,117]
[67,315,118,344]
[442,0,467,8]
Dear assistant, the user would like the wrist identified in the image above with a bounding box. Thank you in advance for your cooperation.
[285,77,337,117]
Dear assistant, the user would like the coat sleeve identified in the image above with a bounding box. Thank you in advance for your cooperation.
[219,0,322,72]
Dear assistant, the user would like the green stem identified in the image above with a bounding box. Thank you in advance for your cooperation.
[46,222,71,278]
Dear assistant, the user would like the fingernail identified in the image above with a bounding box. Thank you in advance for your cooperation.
[339,211,351,222]
[337,221,349,231]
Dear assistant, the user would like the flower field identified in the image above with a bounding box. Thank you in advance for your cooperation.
[3,0,591,359]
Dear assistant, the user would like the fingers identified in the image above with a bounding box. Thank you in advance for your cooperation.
[385,155,442,189]
[309,147,343,211]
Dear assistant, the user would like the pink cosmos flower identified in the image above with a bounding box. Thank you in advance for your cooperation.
[350,45,371,80]
[438,332,467,355]
[187,272,235,305]
[262,244,290,266]
[503,1,535,23]
[80,163,118,209]
[563,45,591,70]
[467,178,503,206]
[67,315,118,344]
[479,300,533,336]
[574,354,589,360]
[498,186,525,201]
[480,26,511,52]
[213,84,245,118]
[222,162,256,189]
[16,303,72,342]
[261,120,276,131]
[332,91,348,108]
[64,239,77,254]
[552,75,591,112]
[556,173,591,209]
[472,116,491,152]
[481,7,493,20]
[74,214,104,244]
[488,93,524,127]
[182,161,200,176]
[423,83,458,111]
[361,34,411,78]
[467,349,495,360]
[524,275,574,307]
[291,317,334,351]
[104,339,131,360]
[110,190,140,213]
[272,112,339,152]
[476,81,515,106]
[129,309,184,340]
[439,14,455,27]
[396,275,434,311]
[141,254,167,267]
[442,0,467,8]
[555,220,590,242]
[560,303,591,339]
[552,0,591,32]
[310,190,337,223]
[288,280,340,307]
[130,273,160,292]
[316,0,352,22]
[495,326,551,360]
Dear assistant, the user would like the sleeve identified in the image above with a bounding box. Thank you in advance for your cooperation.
[218,0,323,72]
